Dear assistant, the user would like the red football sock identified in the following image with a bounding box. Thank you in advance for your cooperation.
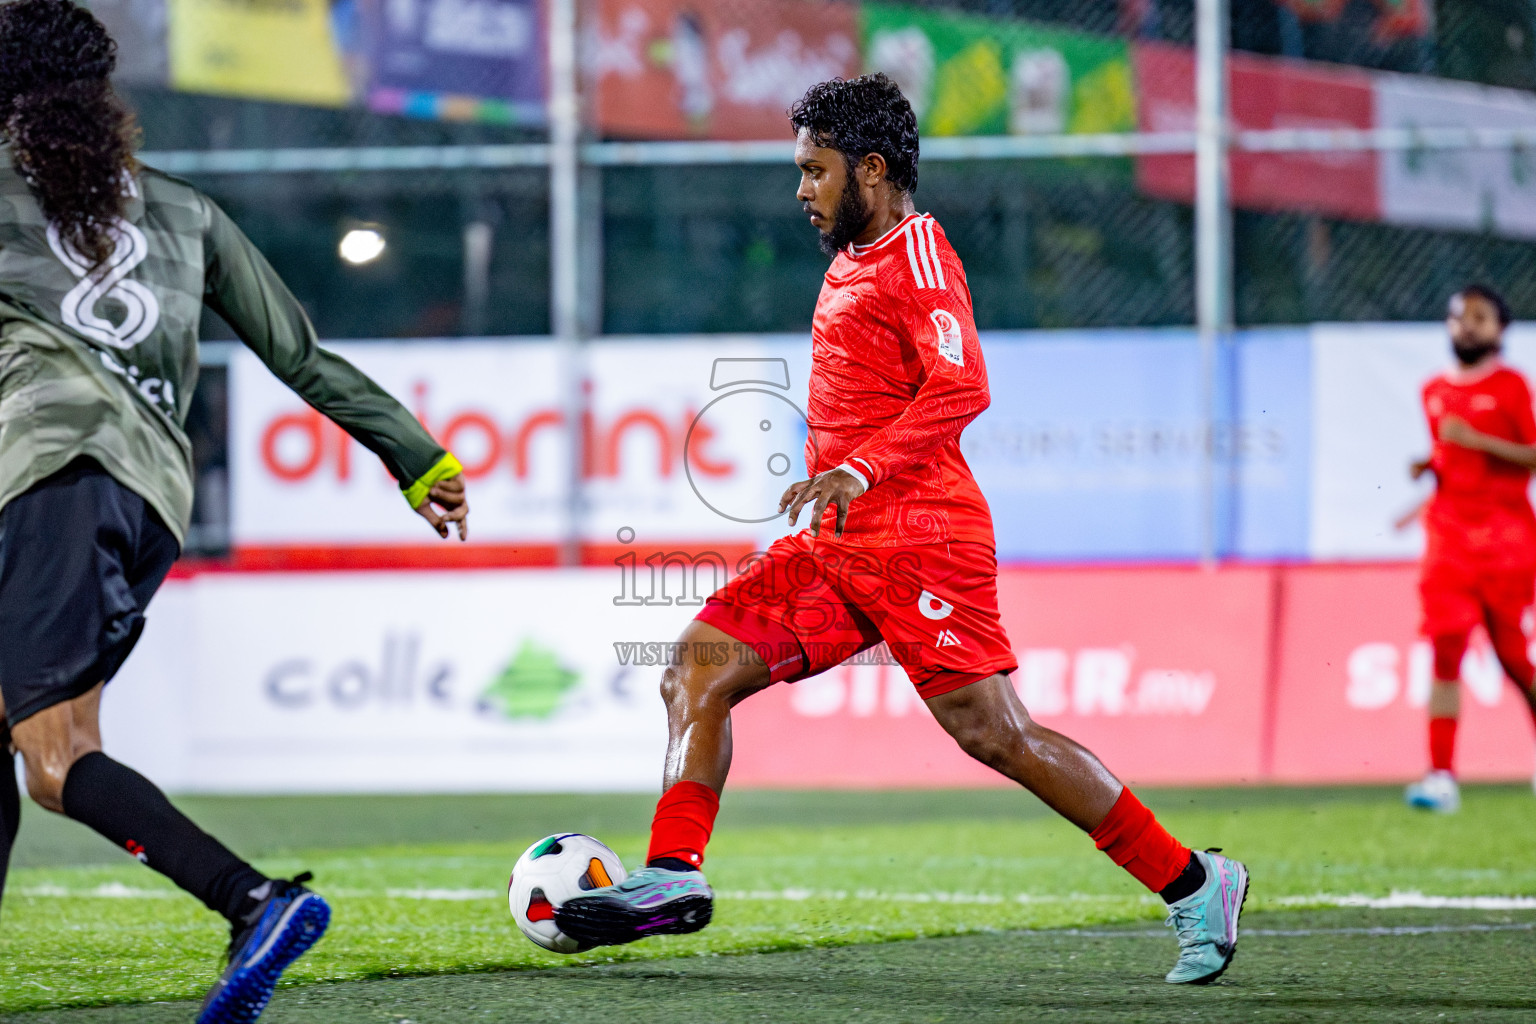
[1089,788,1191,894]
[1429,717,1458,774]
[645,781,721,869]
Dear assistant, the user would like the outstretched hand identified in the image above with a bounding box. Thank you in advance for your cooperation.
[780,467,866,539]
[414,474,469,541]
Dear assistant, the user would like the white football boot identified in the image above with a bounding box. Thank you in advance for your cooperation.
[1405,770,1460,813]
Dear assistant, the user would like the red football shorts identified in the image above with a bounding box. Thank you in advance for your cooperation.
[1419,557,1536,639]
[695,530,1018,700]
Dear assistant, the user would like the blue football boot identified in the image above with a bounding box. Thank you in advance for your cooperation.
[197,872,330,1024]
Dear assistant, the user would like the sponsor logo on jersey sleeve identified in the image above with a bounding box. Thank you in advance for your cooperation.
[929,309,964,368]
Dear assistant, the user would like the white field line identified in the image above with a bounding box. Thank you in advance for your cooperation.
[1058,922,1536,939]
[1275,891,1536,911]
[16,884,1536,912]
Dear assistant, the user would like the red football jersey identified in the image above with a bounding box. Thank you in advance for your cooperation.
[1421,362,1536,568]
[805,212,994,547]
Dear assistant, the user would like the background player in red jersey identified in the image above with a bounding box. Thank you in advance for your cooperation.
[557,75,1248,984]
[1407,284,1536,812]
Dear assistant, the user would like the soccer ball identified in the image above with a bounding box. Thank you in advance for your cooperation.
[508,833,627,953]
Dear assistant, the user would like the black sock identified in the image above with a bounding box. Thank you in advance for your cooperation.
[61,752,268,922]
[646,856,696,873]
[0,740,19,912]
[1158,851,1207,904]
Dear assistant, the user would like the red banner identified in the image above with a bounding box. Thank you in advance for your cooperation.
[730,566,1277,787]
[1270,564,1536,782]
[729,563,1536,788]
[589,0,860,140]
[1134,43,1380,221]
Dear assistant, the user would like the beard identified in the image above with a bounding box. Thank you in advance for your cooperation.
[813,174,874,258]
[1452,339,1501,366]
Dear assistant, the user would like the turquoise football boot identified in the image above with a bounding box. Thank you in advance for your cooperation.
[1164,849,1249,984]
[555,865,714,947]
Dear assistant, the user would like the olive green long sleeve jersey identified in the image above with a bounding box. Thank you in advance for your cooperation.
[0,149,460,544]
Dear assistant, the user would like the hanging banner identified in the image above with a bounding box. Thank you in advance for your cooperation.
[167,0,353,106]
[589,0,860,140]
[1375,72,1536,239]
[1135,42,1379,221]
[862,2,1135,137]
[360,0,547,124]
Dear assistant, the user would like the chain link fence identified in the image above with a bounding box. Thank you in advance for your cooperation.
[76,0,1536,549]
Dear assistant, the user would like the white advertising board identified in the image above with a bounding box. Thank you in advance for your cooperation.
[102,570,701,792]
[230,337,812,550]
[1308,323,1536,560]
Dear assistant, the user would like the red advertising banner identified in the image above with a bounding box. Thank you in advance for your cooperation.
[588,0,860,140]
[1270,564,1536,783]
[729,566,1277,787]
[1134,42,1380,221]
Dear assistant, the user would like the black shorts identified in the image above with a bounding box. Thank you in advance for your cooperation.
[0,458,179,726]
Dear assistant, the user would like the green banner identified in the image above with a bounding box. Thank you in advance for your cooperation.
[861,3,1136,137]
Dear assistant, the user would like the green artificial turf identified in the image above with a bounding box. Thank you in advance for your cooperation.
[2,786,1534,1018]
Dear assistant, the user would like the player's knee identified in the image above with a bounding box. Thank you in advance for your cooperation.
[1432,634,1468,681]
[19,753,68,812]
[945,708,1023,770]
[659,660,745,713]
[11,728,94,814]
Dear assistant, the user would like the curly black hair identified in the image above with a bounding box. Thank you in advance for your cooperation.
[789,73,920,195]
[1455,283,1513,326]
[0,0,139,267]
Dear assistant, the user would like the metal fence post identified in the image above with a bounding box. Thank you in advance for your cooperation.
[550,0,583,567]
[1196,0,1233,568]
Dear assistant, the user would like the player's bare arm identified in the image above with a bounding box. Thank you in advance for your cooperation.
[779,467,866,538]
[413,474,470,540]
[1438,414,1536,469]
[1410,456,1434,480]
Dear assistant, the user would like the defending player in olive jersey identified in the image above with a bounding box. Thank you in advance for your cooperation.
[0,139,458,545]
[0,4,466,1023]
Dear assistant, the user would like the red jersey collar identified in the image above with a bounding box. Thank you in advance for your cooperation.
[847,212,927,257]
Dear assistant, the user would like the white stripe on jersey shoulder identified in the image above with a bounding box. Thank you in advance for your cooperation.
[921,217,946,288]
[902,215,946,290]
[904,227,935,289]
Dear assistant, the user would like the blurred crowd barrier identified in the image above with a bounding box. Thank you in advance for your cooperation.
[103,561,1533,791]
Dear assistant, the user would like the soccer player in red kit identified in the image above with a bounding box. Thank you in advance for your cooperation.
[1407,284,1536,813]
[558,75,1248,984]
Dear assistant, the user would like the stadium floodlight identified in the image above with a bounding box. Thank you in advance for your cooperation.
[339,227,386,265]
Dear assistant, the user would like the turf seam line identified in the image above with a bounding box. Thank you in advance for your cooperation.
[1052,922,1536,939]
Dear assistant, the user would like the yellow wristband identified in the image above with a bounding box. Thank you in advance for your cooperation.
[403,452,463,508]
